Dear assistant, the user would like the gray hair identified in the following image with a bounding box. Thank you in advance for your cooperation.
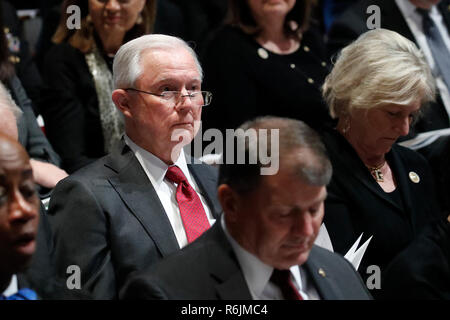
[322,28,435,119]
[218,116,332,194]
[0,83,22,120]
[113,34,203,89]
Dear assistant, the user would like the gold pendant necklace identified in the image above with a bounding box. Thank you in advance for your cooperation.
[367,162,386,182]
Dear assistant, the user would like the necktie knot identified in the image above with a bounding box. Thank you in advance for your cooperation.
[270,269,303,300]
[165,164,210,243]
[166,165,187,185]
[416,8,430,17]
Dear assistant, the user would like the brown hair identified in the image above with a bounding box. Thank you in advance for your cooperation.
[226,0,317,39]
[52,0,156,53]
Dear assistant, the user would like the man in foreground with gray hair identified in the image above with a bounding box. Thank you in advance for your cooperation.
[48,34,221,299]
[121,116,371,300]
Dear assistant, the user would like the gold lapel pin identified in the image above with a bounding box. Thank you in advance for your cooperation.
[257,48,269,59]
[318,268,326,278]
[409,171,420,183]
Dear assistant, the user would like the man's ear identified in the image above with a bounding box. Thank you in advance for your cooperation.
[217,184,240,223]
[112,89,132,118]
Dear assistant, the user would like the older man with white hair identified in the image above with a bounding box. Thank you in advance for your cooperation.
[48,34,221,299]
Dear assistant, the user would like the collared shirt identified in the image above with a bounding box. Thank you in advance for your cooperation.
[125,135,215,248]
[2,275,18,297]
[221,216,321,300]
[395,0,450,118]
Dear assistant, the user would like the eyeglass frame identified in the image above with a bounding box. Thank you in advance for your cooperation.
[124,88,212,107]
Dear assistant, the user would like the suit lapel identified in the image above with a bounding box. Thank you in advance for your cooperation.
[303,248,342,300]
[383,0,416,44]
[326,131,403,212]
[188,162,222,219]
[105,142,180,257]
[204,224,253,300]
[387,146,419,233]
[438,0,450,34]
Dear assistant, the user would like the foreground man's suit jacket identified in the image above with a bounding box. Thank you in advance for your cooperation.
[48,140,222,299]
[120,222,372,300]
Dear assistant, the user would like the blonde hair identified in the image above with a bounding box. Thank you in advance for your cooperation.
[322,28,435,119]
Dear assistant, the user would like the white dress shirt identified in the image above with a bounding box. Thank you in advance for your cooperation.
[125,135,216,249]
[396,0,450,118]
[221,216,321,300]
[2,275,18,297]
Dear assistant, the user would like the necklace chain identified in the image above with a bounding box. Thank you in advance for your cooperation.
[366,162,386,183]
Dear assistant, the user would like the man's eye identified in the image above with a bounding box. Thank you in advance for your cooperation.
[160,86,173,92]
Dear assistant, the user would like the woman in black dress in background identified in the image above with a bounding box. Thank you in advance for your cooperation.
[201,0,333,134]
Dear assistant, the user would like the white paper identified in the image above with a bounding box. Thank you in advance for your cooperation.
[315,223,373,271]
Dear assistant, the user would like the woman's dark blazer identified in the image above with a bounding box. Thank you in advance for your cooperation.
[40,42,105,173]
[321,129,443,296]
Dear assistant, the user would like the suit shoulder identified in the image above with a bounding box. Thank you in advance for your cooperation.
[309,245,360,277]
[391,144,429,166]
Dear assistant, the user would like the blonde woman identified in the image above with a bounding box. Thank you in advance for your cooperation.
[321,29,445,299]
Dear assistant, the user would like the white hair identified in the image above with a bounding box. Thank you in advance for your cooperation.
[322,28,435,119]
[0,82,22,120]
[113,34,203,89]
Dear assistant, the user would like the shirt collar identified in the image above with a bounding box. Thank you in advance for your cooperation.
[124,134,193,188]
[221,216,303,297]
[397,0,439,18]
[2,275,18,297]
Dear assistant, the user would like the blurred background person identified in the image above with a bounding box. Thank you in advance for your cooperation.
[0,3,67,198]
[40,0,156,173]
[172,0,228,54]
[320,29,446,299]
[1,0,44,115]
[201,0,333,134]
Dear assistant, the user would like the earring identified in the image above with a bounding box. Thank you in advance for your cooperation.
[341,117,351,134]
[136,13,143,25]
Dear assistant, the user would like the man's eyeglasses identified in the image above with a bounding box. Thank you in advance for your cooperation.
[125,88,212,107]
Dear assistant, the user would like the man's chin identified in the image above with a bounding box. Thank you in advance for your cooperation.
[271,250,311,270]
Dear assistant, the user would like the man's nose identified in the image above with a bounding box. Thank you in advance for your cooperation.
[175,90,195,111]
[9,190,38,223]
[292,213,314,237]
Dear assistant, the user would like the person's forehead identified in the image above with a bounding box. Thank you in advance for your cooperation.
[0,140,29,172]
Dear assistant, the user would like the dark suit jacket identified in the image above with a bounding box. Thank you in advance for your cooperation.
[40,42,106,173]
[7,75,62,198]
[48,140,222,299]
[120,222,372,300]
[326,0,450,134]
[382,219,450,299]
[321,129,443,298]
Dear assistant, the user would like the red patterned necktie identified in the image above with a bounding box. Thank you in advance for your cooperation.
[165,165,210,243]
[270,269,304,300]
